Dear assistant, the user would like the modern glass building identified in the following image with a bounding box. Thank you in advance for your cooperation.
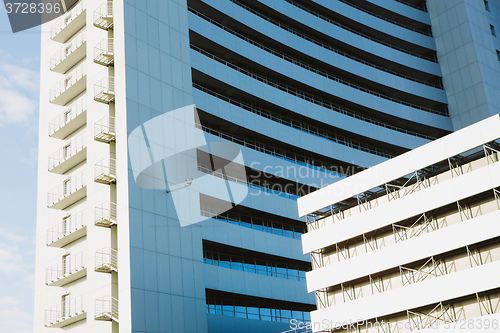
[298,115,500,333]
[33,0,500,332]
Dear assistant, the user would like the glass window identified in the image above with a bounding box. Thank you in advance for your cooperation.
[235,306,246,318]
[222,305,234,316]
[253,224,263,231]
[241,221,252,229]
[281,309,292,320]
[231,261,243,271]
[288,268,299,281]
[229,219,239,226]
[260,308,272,321]
[256,260,267,275]
[243,262,256,274]
[219,260,230,269]
[292,310,304,321]
[276,266,287,279]
[247,307,259,320]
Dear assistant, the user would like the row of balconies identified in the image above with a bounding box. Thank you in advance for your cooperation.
[45,247,117,286]
[50,0,113,42]
[48,63,114,107]
[46,202,116,246]
[45,1,117,329]
[44,295,118,328]
[48,132,87,174]
[50,30,113,75]
[46,155,115,209]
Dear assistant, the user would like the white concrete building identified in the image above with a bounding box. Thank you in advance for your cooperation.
[34,0,118,331]
[297,115,500,332]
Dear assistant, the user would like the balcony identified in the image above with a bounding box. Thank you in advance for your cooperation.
[94,156,116,184]
[49,96,87,139]
[51,0,86,43]
[51,29,86,74]
[49,62,86,106]
[94,38,114,66]
[47,170,87,210]
[46,210,86,247]
[45,251,86,287]
[95,296,118,322]
[95,202,117,227]
[94,1,113,30]
[94,116,115,143]
[94,76,114,104]
[48,133,87,174]
[44,294,86,328]
[95,248,117,273]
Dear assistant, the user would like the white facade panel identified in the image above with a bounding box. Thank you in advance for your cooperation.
[310,260,500,332]
[306,210,500,292]
[302,160,500,254]
[297,114,500,217]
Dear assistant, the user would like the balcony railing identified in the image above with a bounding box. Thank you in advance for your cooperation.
[94,156,116,184]
[49,95,87,139]
[95,202,117,227]
[94,116,115,143]
[94,76,115,104]
[47,170,87,209]
[51,0,86,43]
[44,294,86,328]
[45,250,86,286]
[49,62,86,106]
[94,1,113,30]
[94,38,114,66]
[50,28,87,73]
[46,210,86,247]
[48,133,87,174]
[95,247,118,273]
[95,296,118,322]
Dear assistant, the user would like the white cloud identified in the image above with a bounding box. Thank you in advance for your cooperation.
[0,64,39,92]
[0,61,39,126]
[0,227,32,274]
[0,227,35,333]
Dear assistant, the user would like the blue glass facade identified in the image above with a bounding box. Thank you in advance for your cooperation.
[120,0,499,332]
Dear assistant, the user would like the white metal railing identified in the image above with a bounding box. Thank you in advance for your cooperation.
[45,250,86,284]
[94,1,113,29]
[48,132,86,171]
[47,170,86,207]
[50,28,87,70]
[46,210,86,245]
[94,156,116,182]
[95,202,117,224]
[50,0,86,39]
[94,76,115,103]
[94,116,115,140]
[44,294,85,327]
[94,38,114,65]
[49,62,86,102]
[48,95,87,136]
[95,296,118,322]
[95,248,118,272]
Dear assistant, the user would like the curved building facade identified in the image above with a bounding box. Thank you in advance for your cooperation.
[34,0,500,332]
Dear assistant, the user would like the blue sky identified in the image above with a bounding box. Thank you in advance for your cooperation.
[0,10,41,333]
